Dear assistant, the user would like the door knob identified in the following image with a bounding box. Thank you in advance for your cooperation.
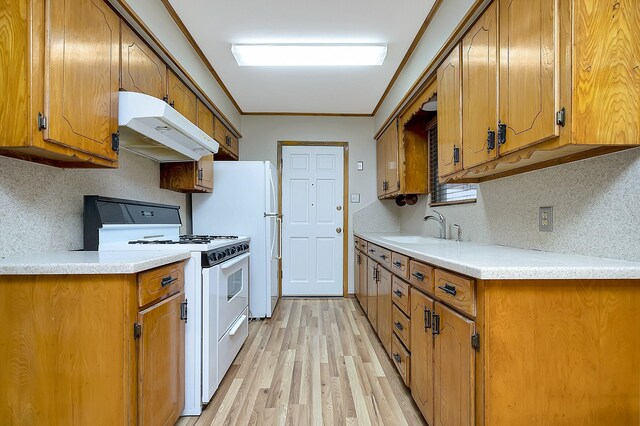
[336,205,342,211]
[336,227,342,234]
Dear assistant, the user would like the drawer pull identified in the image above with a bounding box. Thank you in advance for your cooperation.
[393,261,403,268]
[438,283,457,296]
[161,276,178,287]
[369,248,376,254]
[432,314,440,336]
[380,254,388,260]
[393,289,403,298]
[412,271,425,281]
[393,353,402,364]
[424,307,432,330]
[394,321,404,331]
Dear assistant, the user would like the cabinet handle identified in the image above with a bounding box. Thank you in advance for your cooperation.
[162,95,169,103]
[393,289,403,298]
[169,101,175,108]
[393,260,402,268]
[424,307,432,330]
[161,276,178,287]
[226,135,231,146]
[379,254,388,260]
[180,300,188,323]
[453,146,460,164]
[394,321,404,331]
[393,353,402,364]
[412,271,424,281]
[438,283,457,297]
[356,254,361,264]
[487,128,496,151]
[432,313,440,336]
[369,248,376,254]
[498,122,507,145]
[197,168,203,182]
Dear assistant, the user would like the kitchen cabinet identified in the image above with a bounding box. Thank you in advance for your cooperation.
[215,117,239,160]
[377,266,392,356]
[437,44,463,178]
[367,258,378,331]
[0,0,120,168]
[355,249,368,313]
[167,70,197,125]
[120,23,167,100]
[433,302,475,426]
[0,261,187,425]
[462,2,498,169]
[375,119,398,197]
[410,288,435,425]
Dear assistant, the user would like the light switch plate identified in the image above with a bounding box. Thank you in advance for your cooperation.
[539,206,553,232]
[356,161,364,171]
[350,193,361,203]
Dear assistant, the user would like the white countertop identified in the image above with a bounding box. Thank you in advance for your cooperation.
[0,250,192,275]
[355,232,640,280]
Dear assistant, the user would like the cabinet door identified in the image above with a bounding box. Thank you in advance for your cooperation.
[377,266,392,356]
[355,251,361,302]
[196,99,215,137]
[359,251,368,314]
[498,0,559,154]
[367,259,378,331]
[462,2,498,169]
[228,132,239,157]
[138,292,185,426]
[437,44,463,177]
[168,70,197,124]
[385,119,399,195]
[410,288,435,425]
[376,133,387,197]
[120,23,166,99]
[44,0,120,162]
[433,302,475,426]
[197,154,214,190]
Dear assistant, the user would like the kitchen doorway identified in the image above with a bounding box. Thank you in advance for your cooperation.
[278,142,348,297]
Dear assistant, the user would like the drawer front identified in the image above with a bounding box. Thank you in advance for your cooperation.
[357,238,368,253]
[367,243,378,258]
[392,304,411,350]
[434,268,476,317]
[354,236,361,251]
[391,252,410,280]
[409,260,434,296]
[391,333,411,387]
[392,276,411,316]
[138,261,185,308]
[374,245,392,270]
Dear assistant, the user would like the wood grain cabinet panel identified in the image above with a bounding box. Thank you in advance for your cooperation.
[462,1,498,169]
[392,304,411,350]
[367,258,378,332]
[391,276,410,316]
[391,333,411,387]
[384,119,400,195]
[376,130,388,197]
[437,44,463,177]
[167,70,197,124]
[391,252,410,281]
[377,266,393,356]
[355,250,362,304]
[409,259,435,296]
[410,288,435,425]
[120,23,167,99]
[358,250,368,314]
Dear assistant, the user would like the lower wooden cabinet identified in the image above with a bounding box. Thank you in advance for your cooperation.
[0,261,187,425]
[377,266,392,356]
[410,288,435,425]
[355,250,368,313]
[367,258,378,331]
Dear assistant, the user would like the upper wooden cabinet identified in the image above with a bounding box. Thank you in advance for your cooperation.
[437,44,463,177]
[167,70,197,124]
[438,0,640,182]
[214,117,239,160]
[120,23,167,99]
[376,121,398,197]
[0,0,120,167]
[462,2,498,169]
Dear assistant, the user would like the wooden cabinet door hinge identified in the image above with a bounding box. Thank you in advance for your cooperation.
[133,323,142,339]
[37,113,47,131]
[180,300,188,323]
[111,132,120,153]
[472,332,480,352]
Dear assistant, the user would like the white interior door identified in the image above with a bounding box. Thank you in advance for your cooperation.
[282,145,344,296]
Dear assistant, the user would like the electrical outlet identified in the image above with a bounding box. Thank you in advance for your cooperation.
[539,207,553,232]
[357,161,364,171]
[350,193,361,203]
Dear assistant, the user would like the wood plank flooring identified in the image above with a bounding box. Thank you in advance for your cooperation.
[177,298,425,426]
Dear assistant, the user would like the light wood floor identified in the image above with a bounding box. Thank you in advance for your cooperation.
[177,298,425,426]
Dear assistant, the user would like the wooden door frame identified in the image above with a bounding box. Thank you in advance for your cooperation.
[277,141,350,298]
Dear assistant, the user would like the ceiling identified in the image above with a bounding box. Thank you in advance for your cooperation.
[166,0,437,115]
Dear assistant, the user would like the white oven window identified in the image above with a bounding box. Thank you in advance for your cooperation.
[227,269,243,301]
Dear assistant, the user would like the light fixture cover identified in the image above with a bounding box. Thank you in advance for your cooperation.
[231,44,387,66]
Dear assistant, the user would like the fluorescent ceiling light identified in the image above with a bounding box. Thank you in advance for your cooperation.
[231,44,387,66]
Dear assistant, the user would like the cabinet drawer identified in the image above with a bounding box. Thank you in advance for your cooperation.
[138,261,185,308]
[434,269,476,317]
[392,276,411,316]
[392,304,411,350]
[409,260,434,296]
[354,237,362,251]
[391,333,411,387]
[357,238,368,253]
[391,252,409,280]
[371,244,392,270]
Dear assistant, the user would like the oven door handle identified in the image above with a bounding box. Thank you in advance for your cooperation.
[229,314,247,336]
[220,252,251,271]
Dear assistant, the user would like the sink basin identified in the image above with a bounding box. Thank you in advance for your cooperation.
[380,235,437,245]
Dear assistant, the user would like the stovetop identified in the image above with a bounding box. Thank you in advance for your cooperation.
[128,235,239,245]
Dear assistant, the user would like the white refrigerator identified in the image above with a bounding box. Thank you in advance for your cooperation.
[192,161,280,318]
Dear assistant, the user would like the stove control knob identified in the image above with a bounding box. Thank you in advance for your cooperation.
[244,244,250,251]
[208,253,215,262]
[230,247,236,254]
[218,252,226,260]
[225,248,231,256]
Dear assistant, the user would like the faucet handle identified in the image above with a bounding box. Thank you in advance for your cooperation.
[432,209,445,221]
[453,224,462,242]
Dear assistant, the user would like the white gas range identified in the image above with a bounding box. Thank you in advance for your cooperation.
[83,196,250,415]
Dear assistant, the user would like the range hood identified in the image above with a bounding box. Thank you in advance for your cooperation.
[118,91,219,162]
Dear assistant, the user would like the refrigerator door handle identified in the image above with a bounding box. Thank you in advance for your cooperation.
[276,216,283,260]
[264,212,279,217]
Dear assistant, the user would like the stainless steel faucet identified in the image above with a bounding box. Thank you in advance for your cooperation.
[423,209,446,239]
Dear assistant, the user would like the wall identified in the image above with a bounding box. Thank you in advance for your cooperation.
[396,148,640,262]
[240,115,381,293]
[0,151,189,258]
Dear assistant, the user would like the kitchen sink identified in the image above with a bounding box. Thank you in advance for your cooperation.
[379,235,437,245]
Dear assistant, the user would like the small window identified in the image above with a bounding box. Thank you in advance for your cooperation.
[428,122,477,206]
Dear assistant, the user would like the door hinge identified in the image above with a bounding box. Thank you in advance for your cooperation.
[497,122,507,146]
[133,323,142,339]
[397,180,400,190]
[180,300,188,323]
[111,132,120,153]
[471,332,480,352]
[197,168,203,182]
[453,146,460,164]
[556,107,566,127]
[487,128,496,151]
[162,95,169,103]
[37,113,47,131]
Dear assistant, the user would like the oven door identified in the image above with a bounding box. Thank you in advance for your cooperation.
[216,252,250,340]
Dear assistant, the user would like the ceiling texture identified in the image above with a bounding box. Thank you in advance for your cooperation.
[165,0,437,115]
